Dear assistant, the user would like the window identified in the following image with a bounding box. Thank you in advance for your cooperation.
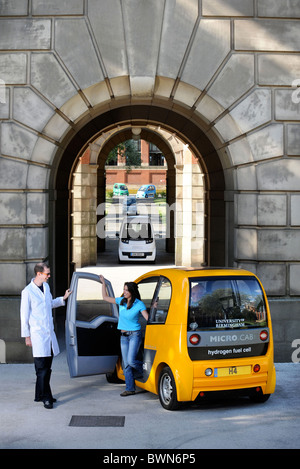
[138,276,160,311]
[149,276,172,324]
[149,143,164,166]
[137,276,172,324]
[121,222,152,240]
[188,276,267,331]
[75,278,114,322]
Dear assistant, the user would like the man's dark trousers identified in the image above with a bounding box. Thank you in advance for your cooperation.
[34,355,54,402]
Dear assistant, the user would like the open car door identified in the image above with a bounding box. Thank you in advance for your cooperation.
[65,272,120,377]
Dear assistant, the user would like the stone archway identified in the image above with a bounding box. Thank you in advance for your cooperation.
[71,125,206,269]
[51,103,225,292]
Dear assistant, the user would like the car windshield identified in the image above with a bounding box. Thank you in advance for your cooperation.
[121,222,152,240]
[138,185,147,191]
[126,198,136,206]
[188,276,267,331]
[120,185,127,190]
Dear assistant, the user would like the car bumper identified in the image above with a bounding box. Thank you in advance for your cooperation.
[191,356,275,400]
[119,251,156,261]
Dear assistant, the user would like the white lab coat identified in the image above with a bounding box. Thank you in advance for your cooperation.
[20,279,65,357]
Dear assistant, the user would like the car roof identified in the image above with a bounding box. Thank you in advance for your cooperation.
[136,267,258,281]
[123,215,151,222]
[120,215,154,228]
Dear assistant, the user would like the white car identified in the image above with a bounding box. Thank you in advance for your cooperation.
[118,215,156,262]
[122,195,138,215]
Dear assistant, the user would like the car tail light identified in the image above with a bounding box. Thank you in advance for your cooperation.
[253,364,260,373]
[260,330,268,341]
[189,334,200,345]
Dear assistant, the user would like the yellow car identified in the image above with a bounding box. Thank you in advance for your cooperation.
[66,268,276,410]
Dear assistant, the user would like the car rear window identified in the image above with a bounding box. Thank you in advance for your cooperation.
[126,198,136,205]
[188,276,267,331]
[121,222,152,240]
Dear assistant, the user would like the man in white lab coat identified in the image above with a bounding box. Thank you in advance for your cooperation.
[20,262,71,409]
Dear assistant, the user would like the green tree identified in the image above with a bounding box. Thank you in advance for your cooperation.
[106,140,141,167]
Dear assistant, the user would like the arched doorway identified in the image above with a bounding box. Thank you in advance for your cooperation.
[50,104,225,295]
[71,126,177,268]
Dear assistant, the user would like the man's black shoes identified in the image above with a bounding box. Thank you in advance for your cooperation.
[43,400,53,409]
[35,397,57,404]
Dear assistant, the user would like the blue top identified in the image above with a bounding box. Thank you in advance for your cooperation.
[115,297,146,331]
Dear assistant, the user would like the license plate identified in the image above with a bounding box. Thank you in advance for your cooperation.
[130,252,144,257]
[214,365,251,378]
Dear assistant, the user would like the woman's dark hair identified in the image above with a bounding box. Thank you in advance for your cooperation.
[121,282,141,309]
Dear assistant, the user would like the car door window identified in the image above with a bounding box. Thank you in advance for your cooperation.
[137,276,160,332]
[75,278,119,358]
[76,277,115,322]
[137,276,160,311]
[137,275,172,325]
[149,276,172,324]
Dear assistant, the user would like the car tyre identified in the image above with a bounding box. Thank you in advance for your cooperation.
[106,368,123,384]
[158,366,179,410]
[249,392,271,403]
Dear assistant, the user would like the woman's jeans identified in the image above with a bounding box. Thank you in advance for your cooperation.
[120,330,143,391]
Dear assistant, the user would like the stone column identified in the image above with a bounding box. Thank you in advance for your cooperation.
[175,148,205,267]
[72,157,97,268]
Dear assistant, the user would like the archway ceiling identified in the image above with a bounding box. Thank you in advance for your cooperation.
[54,104,224,193]
[86,124,187,170]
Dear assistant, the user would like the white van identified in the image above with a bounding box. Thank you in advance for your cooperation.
[118,215,156,262]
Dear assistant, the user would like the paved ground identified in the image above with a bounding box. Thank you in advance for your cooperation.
[1,242,300,452]
[1,357,300,450]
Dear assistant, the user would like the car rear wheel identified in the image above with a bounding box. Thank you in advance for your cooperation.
[158,366,179,410]
[106,368,123,384]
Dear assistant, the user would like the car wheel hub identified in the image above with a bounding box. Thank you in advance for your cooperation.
[161,374,173,404]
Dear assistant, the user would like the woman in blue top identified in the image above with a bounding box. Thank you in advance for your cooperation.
[100,275,148,396]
